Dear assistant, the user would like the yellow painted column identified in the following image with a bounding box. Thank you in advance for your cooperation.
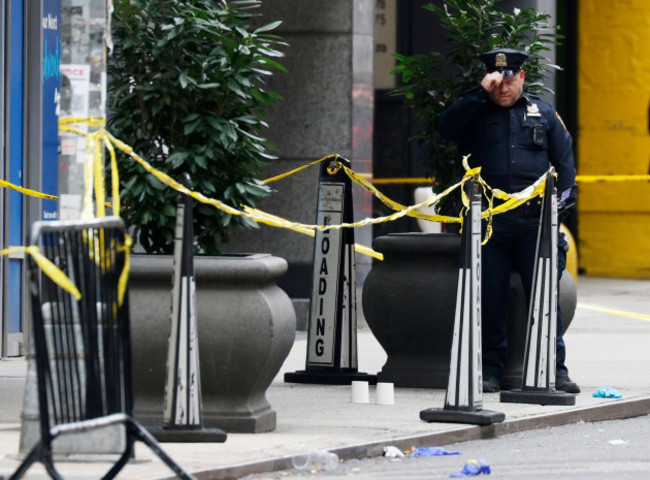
[578,1,650,278]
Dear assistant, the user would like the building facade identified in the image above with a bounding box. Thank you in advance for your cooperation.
[2,1,48,356]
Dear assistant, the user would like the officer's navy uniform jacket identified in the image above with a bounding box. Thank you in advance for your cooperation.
[437,86,576,202]
[436,85,577,380]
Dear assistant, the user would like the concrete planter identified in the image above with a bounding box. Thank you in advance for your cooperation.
[362,233,576,389]
[129,253,296,433]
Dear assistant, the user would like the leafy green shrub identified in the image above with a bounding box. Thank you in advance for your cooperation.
[391,0,562,212]
[108,0,285,254]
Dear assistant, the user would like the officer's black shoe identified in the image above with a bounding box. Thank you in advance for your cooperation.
[556,375,580,393]
[482,376,501,393]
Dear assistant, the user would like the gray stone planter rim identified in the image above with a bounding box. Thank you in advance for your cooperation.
[372,232,460,255]
[130,253,287,283]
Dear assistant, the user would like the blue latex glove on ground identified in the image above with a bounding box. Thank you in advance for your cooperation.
[410,446,460,457]
[449,459,491,477]
[593,387,622,398]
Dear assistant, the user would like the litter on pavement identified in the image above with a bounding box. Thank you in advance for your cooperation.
[593,387,622,398]
[410,446,460,457]
[607,439,629,445]
[449,458,491,477]
[382,446,405,458]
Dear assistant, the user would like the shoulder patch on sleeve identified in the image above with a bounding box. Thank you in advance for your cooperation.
[555,112,568,133]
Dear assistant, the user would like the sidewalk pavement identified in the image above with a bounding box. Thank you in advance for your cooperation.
[0,276,648,479]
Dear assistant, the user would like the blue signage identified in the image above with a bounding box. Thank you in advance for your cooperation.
[41,0,61,219]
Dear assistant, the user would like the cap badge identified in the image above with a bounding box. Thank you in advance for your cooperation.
[495,53,507,67]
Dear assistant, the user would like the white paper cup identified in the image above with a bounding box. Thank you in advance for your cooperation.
[376,382,395,405]
[350,380,370,403]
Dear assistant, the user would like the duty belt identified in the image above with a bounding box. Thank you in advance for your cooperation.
[519,198,542,218]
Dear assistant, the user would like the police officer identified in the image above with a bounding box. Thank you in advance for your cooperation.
[436,48,579,394]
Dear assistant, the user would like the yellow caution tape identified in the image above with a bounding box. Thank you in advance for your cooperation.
[263,155,339,184]
[0,117,126,305]
[370,174,650,186]
[59,116,107,128]
[0,176,115,208]
[103,133,386,258]
[372,177,432,185]
[117,234,132,306]
[266,154,548,232]
[93,132,106,218]
[262,154,460,224]
[335,159,466,224]
[12,115,649,297]
[0,179,58,200]
[105,137,121,215]
[57,118,549,262]
[0,246,81,300]
[7,118,650,230]
[0,117,549,301]
[2,234,131,306]
[106,131,243,216]
[103,135,543,256]
[0,176,113,209]
[59,117,117,218]
[337,155,548,244]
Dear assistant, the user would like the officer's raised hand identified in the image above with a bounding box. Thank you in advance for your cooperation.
[481,71,503,93]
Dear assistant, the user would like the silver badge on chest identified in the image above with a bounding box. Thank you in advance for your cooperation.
[526,103,541,118]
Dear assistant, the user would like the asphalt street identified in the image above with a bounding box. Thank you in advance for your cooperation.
[238,414,650,480]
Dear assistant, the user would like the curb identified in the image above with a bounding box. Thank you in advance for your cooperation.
[163,396,650,480]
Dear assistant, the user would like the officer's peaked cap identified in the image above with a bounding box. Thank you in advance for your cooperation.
[478,48,529,78]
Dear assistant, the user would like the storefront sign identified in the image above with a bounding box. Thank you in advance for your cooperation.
[42,0,61,219]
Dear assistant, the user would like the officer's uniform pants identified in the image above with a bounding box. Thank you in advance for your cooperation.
[481,212,568,380]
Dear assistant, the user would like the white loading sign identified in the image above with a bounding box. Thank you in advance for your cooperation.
[306,183,345,366]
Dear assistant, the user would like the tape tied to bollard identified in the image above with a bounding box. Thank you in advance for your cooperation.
[3,117,567,264]
[3,118,644,314]
[7,117,650,235]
